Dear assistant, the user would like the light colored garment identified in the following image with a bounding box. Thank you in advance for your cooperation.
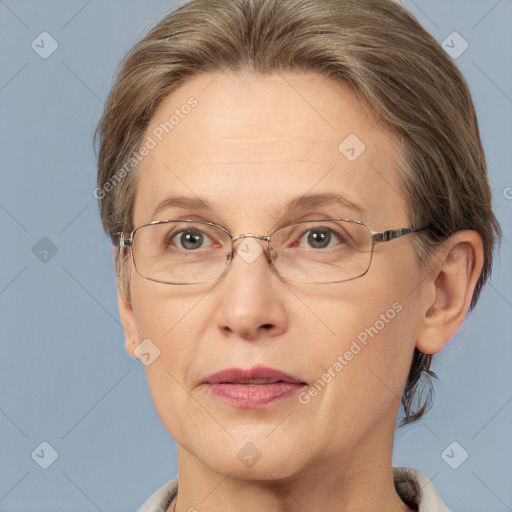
[138,466,452,511]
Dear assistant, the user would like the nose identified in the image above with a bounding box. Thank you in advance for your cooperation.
[213,233,288,340]
[228,232,280,285]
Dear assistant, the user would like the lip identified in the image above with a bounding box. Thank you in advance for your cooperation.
[204,365,306,385]
[202,365,308,409]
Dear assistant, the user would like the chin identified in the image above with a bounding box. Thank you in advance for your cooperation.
[207,451,307,482]
[182,427,310,480]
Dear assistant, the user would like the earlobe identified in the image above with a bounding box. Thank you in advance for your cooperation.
[415,230,484,355]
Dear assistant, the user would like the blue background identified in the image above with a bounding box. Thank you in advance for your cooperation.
[1,1,511,510]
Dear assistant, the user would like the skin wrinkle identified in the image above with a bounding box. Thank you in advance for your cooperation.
[211,136,330,142]
[170,160,332,165]
[116,70,483,512]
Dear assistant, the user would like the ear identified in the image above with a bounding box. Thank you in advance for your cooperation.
[112,244,139,359]
[415,230,484,355]
[118,284,139,359]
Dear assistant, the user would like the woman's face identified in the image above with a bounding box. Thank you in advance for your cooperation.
[122,71,429,479]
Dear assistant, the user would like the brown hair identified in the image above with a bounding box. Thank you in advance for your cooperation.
[94,0,501,426]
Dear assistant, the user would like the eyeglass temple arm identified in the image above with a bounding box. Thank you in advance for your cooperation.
[372,226,428,243]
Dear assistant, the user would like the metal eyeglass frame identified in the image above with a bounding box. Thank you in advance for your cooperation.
[117,218,429,285]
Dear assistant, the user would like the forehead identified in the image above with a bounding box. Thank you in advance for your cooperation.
[133,70,409,231]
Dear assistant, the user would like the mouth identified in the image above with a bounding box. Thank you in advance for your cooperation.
[202,365,308,409]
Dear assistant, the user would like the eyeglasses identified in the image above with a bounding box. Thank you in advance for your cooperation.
[117,219,428,285]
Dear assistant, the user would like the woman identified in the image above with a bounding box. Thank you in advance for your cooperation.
[94,0,501,510]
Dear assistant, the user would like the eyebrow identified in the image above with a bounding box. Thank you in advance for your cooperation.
[150,192,366,221]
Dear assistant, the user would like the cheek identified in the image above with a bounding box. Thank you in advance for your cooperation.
[130,272,211,338]
[294,298,415,457]
[130,283,207,383]
[129,278,213,430]
[296,258,421,420]
[305,289,414,394]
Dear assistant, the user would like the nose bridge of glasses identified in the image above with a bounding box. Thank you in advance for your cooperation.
[232,232,271,252]
[230,233,275,263]
[232,233,271,244]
